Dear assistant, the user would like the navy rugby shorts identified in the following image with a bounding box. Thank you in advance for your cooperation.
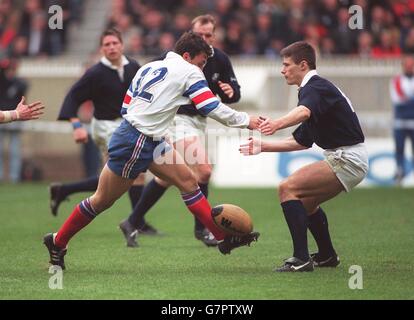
[108,120,170,179]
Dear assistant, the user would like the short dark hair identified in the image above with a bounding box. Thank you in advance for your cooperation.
[174,31,212,59]
[280,41,316,70]
[100,28,123,46]
[191,14,216,31]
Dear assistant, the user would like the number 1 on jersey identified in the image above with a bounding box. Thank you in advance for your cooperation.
[133,67,168,103]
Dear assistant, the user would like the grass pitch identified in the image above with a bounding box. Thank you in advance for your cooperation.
[0,184,413,300]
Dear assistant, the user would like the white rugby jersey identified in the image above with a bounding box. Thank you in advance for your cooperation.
[121,52,249,137]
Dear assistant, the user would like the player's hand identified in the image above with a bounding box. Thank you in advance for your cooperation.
[247,115,261,130]
[218,81,234,99]
[15,96,44,121]
[259,117,278,135]
[239,137,262,155]
[73,127,88,144]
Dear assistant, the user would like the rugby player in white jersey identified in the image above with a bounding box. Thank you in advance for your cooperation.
[43,32,260,270]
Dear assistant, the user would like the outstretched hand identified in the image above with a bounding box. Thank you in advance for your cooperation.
[258,116,278,135]
[16,96,44,121]
[239,137,262,156]
[247,116,262,130]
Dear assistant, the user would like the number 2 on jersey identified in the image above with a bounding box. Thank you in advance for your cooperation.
[133,67,168,103]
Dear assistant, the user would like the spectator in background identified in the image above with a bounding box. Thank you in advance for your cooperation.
[389,55,414,185]
[372,28,401,58]
[255,12,273,55]
[158,32,175,53]
[124,30,144,56]
[403,27,414,53]
[356,31,373,57]
[24,11,50,57]
[331,7,356,54]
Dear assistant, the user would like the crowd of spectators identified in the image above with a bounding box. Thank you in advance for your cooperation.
[106,0,414,58]
[0,0,83,59]
[2,0,414,59]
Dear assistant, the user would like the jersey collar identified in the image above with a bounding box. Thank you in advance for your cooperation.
[165,51,181,60]
[299,70,318,88]
[100,55,129,69]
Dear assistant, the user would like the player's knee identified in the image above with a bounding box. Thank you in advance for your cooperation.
[133,173,146,186]
[278,179,293,202]
[154,176,171,188]
[196,164,212,183]
[175,170,198,192]
[90,194,115,213]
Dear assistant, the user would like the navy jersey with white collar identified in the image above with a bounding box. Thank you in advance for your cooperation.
[293,73,365,150]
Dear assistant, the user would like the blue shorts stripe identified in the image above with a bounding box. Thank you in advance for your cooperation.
[108,120,170,180]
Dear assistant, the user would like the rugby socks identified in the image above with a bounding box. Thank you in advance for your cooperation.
[128,179,167,229]
[54,198,97,248]
[128,185,144,208]
[194,183,209,232]
[308,207,336,258]
[182,188,226,241]
[281,200,310,262]
[59,176,99,198]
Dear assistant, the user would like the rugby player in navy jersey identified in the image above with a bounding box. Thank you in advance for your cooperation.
[49,29,159,235]
[240,41,368,272]
[119,15,242,247]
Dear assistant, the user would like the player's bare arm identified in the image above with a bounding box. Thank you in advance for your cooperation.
[70,117,89,144]
[259,105,311,135]
[239,136,307,155]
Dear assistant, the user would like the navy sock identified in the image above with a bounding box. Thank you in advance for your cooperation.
[128,179,167,229]
[60,176,99,198]
[194,183,209,232]
[308,207,336,258]
[128,185,144,209]
[281,200,310,262]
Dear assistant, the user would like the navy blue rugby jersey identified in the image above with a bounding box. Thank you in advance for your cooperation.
[292,74,365,150]
[58,57,140,121]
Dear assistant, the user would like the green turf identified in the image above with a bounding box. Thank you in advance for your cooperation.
[0,183,413,300]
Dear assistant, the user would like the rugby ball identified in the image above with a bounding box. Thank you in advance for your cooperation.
[211,204,253,236]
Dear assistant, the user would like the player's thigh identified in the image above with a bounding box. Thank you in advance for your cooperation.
[182,136,211,182]
[280,160,345,201]
[91,164,133,211]
[149,148,197,193]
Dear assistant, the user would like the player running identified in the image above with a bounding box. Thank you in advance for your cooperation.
[44,32,260,270]
[119,14,242,247]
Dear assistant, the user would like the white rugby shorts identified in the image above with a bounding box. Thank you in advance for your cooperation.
[324,143,369,192]
[91,117,123,156]
[167,114,207,143]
